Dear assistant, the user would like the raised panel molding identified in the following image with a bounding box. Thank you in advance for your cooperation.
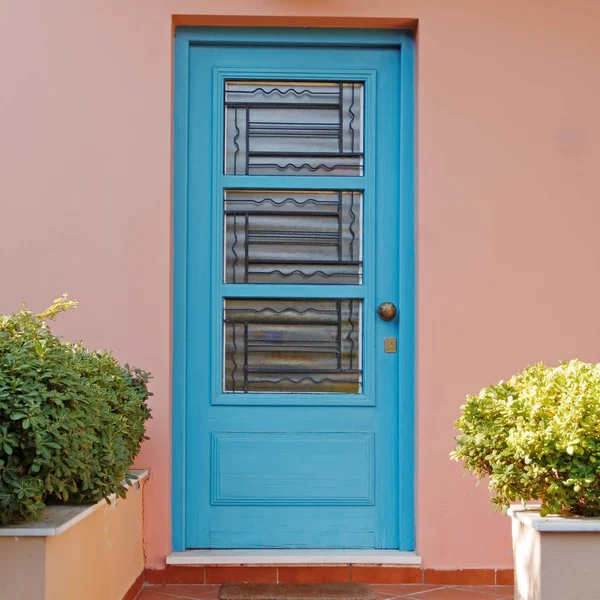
[211,432,374,506]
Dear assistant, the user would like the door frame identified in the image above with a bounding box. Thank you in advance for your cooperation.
[172,26,415,552]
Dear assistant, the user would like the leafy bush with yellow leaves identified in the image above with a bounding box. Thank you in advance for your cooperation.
[451,360,600,516]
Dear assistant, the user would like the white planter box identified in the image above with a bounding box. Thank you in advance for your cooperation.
[509,506,600,600]
[0,470,148,600]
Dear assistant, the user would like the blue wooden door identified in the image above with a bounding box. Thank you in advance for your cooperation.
[173,28,415,550]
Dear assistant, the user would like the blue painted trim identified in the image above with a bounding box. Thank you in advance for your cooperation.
[210,55,225,431]
[175,27,413,47]
[211,392,373,407]
[172,26,416,551]
[211,432,375,506]
[398,34,416,552]
[221,284,367,299]
[215,68,376,81]
[171,32,189,552]
[221,175,366,190]
[210,65,379,414]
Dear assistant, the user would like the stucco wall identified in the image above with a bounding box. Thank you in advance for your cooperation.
[0,537,46,599]
[45,485,145,600]
[2,0,600,570]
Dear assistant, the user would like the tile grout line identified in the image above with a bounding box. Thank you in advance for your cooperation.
[403,587,449,597]
[137,585,514,600]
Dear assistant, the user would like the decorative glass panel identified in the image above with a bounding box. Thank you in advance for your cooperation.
[224,81,364,176]
[223,299,362,394]
[224,190,362,284]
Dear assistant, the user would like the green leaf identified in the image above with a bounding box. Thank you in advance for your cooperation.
[0,295,150,525]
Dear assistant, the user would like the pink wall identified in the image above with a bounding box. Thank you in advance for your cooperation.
[2,0,600,571]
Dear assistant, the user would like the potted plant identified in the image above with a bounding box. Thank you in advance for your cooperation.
[0,296,152,600]
[0,295,152,524]
[451,359,600,600]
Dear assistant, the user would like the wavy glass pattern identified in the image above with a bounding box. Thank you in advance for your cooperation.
[224,80,364,176]
[223,299,362,393]
[224,190,363,284]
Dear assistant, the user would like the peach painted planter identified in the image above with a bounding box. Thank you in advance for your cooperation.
[0,470,147,600]
[509,506,600,600]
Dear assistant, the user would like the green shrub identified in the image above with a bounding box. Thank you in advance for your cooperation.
[451,359,600,517]
[0,296,151,524]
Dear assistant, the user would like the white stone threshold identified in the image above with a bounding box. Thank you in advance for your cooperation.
[167,549,422,565]
[0,469,149,537]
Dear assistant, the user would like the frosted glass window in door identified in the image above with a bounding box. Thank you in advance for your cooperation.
[223,299,362,393]
[224,190,363,284]
[224,81,364,175]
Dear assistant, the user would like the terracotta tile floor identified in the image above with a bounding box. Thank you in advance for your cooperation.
[136,584,514,600]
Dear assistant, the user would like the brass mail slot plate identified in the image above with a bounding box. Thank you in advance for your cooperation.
[384,337,397,353]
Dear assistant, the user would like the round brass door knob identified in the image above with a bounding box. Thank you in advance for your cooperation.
[377,302,397,321]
